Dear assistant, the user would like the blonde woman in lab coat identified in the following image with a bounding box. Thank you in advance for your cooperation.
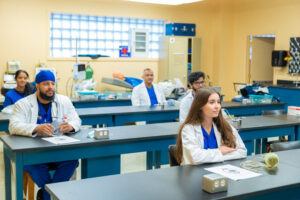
[175,87,247,165]
[131,68,166,106]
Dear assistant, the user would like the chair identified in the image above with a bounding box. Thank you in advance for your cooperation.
[23,163,58,200]
[262,109,286,116]
[262,109,287,153]
[270,141,300,152]
[168,145,179,166]
[23,171,34,200]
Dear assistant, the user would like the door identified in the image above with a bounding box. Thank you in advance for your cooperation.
[168,36,188,85]
[249,37,275,83]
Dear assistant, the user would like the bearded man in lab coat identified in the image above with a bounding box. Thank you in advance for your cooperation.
[9,70,81,200]
[131,68,166,106]
[179,71,205,122]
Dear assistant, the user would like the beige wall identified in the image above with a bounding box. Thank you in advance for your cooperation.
[0,0,214,96]
[199,0,300,100]
[209,0,235,99]
[230,0,300,98]
[2,0,300,100]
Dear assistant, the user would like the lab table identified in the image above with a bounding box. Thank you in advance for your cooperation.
[0,105,179,131]
[1,114,300,200]
[222,101,285,116]
[77,102,285,126]
[0,113,10,132]
[76,105,179,126]
[71,98,132,108]
[1,123,178,200]
[46,149,300,200]
[0,102,285,132]
[156,115,299,166]
[268,85,300,109]
[71,96,177,108]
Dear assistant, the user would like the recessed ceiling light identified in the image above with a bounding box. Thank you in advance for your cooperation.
[125,0,203,5]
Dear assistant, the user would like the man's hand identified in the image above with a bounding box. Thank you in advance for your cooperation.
[33,124,55,136]
[58,122,74,133]
[219,146,236,155]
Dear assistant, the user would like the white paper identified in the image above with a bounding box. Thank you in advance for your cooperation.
[42,136,79,145]
[205,164,261,181]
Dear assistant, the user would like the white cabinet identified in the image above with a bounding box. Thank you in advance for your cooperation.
[131,28,149,58]
[159,36,202,86]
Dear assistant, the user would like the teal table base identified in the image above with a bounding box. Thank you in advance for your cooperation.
[0,121,9,132]
[80,115,113,127]
[243,185,300,200]
[73,100,131,108]
[268,87,300,109]
[114,112,179,126]
[226,104,285,116]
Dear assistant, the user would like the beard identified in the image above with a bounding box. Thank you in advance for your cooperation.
[192,86,198,92]
[39,90,55,101]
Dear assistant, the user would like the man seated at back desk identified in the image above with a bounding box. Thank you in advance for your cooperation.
[131,68,167,106]
[180,71,206,122]
[9,70,81,200]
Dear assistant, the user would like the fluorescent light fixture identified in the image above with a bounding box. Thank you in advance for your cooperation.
[126,0,203,5]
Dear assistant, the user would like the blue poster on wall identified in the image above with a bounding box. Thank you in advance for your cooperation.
[119,46,131,57]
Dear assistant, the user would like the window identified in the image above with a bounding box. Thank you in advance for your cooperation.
[50,13,165,58]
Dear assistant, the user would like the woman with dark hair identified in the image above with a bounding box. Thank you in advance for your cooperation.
[3,70,34,108]
[175,87,246,165]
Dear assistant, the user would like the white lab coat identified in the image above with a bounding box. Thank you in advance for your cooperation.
[131,82,167,106]
[181,123,247,165]
[179,91,193,122]
[9,93,81,137]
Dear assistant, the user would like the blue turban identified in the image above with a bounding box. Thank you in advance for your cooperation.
[35,70,55,84]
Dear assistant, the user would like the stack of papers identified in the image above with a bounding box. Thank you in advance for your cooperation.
[205,164,262,181]
[42,136,79,145]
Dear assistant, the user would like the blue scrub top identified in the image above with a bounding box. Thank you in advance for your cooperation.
[3,89,26,108]
[37,101,52,124]
[201,125,218,149]
[146,86,158,105]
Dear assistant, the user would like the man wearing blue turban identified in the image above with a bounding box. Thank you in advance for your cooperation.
[9,70,81,200]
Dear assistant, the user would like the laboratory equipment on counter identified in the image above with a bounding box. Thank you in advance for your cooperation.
[85,62,93,80]
[7,61,21,73]
[102,77,134,89]
[2,61,21,96]
[73,63,97,99]
[77,91,99,101]
[158,78,186,98]
[73,63,86,80]
[3,74,16,90]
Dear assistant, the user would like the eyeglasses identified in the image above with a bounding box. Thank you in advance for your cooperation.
[193,81,205,85]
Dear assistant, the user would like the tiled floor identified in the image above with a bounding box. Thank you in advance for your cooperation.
[0,141,169,200]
